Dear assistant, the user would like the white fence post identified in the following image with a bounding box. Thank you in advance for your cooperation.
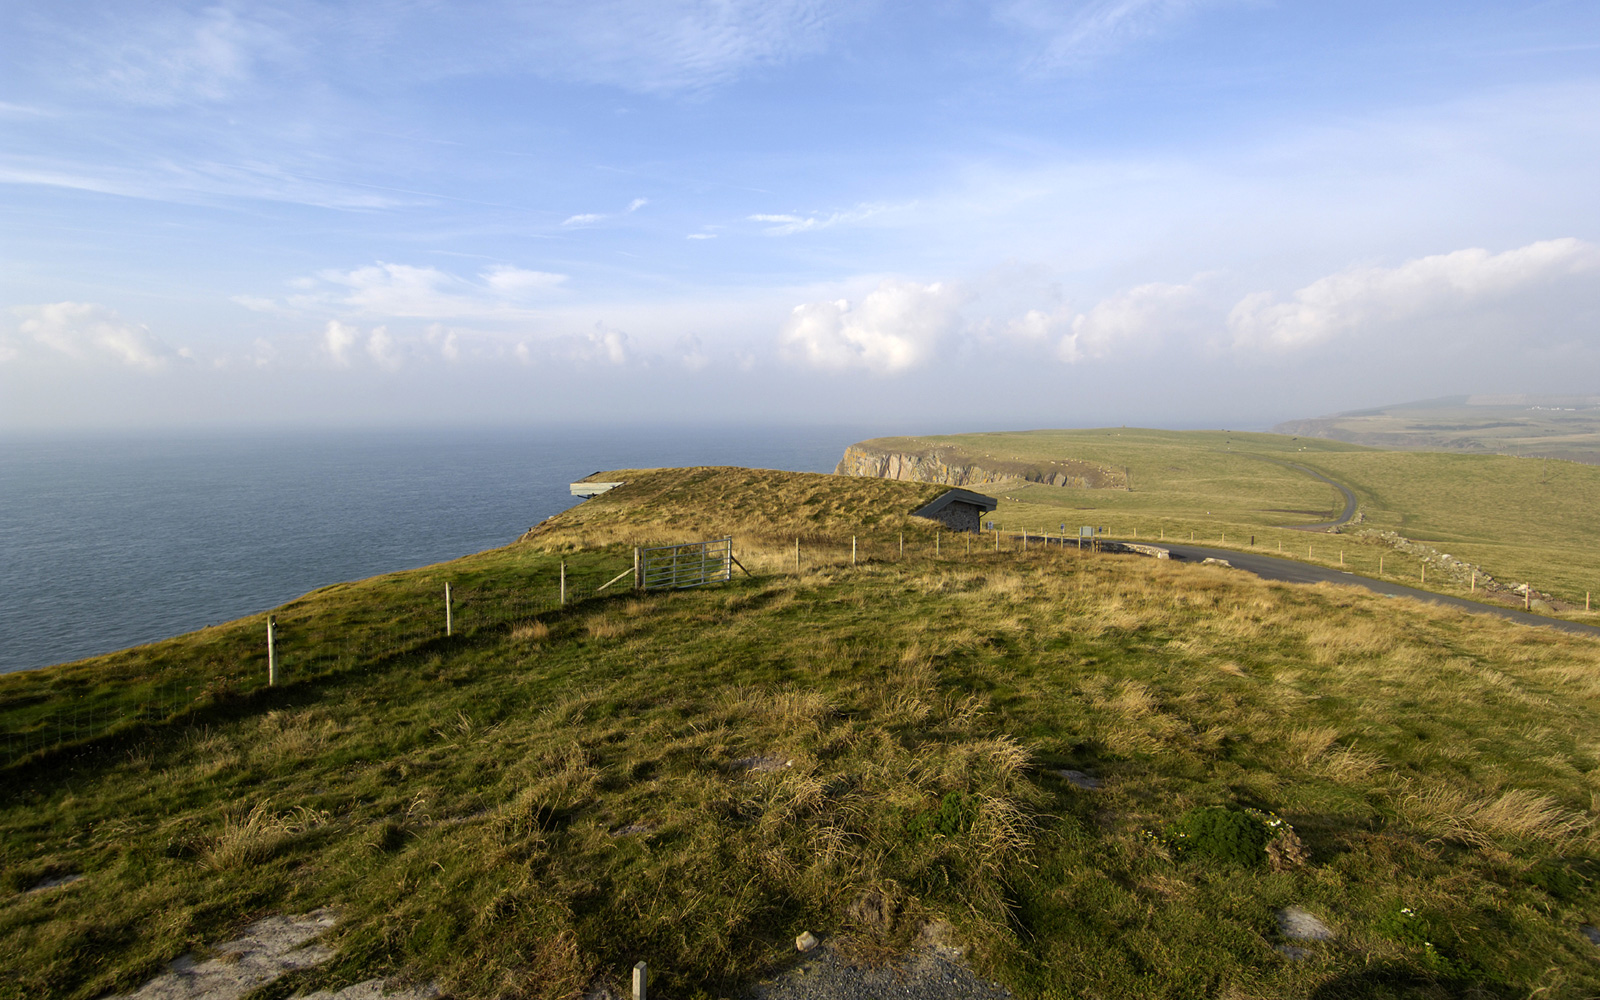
[267,615,278,686]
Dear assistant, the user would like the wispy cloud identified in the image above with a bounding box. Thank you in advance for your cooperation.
[627,197,649,212]
[996,0,1217,68]
[748,203,892,236]
[1229,239,1600,352]
[562,213,603,226]
[275,262,569,320]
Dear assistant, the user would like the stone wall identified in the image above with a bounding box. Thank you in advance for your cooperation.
[919,500,984,533]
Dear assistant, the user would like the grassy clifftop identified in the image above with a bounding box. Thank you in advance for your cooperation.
[3,466,1600,1000]
[524,466,952,550]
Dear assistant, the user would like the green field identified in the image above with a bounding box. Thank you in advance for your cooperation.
[1277,395,1600,464]
[846,428,1600,620]
[4,467,1600,1000]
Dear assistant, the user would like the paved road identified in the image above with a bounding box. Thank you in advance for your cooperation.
[1283,463,1358,530]
[1156,541,1600,638]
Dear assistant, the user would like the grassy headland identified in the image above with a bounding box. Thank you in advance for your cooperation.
[841,429,1600,620]
[3,466,1599,1000]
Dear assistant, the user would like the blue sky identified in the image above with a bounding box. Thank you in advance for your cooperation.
[3,0,1599,430]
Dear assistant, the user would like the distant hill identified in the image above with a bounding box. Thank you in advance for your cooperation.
[1274,395,1600,464]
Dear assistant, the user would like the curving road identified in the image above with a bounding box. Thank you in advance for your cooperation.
[1156,541,1600,638]
[1283,463,1358,530]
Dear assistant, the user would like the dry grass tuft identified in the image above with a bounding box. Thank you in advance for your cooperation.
[511,620,550,642]
[1402,785,1592,847]
[585,616,627,640]
[201,801,329,870]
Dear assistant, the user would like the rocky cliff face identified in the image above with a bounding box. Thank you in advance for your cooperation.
[836,444,1127,490]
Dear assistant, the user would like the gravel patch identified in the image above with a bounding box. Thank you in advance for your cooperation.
[744,922,1009,1000]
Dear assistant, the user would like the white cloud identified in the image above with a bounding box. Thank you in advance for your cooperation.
[323,320,360,365]
[627,198,649,212]
[1228,238,1600,352]
[482,265,568,296]
[687,232,717,240]
[288,262,568,319]
[426,325,462,363]
[562,213,603,227]
[748,204,890,236]
[561,324,631,365]
[366,326,400,369]
[678,334,710,370]
[1058,281,1198,362]
[13,302,176,370]
[779,279,964,373]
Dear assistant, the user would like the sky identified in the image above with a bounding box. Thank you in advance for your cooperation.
[3,0,1599,432]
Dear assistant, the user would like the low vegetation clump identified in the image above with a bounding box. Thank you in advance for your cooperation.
[2,467,1598,999]
[1166,806,1272,867]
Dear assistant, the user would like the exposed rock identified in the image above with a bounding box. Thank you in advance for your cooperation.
[836,444,1127,491]
[1276,907,1335,941]
[29,873,83,892]
[106,910,339,1000]
[103,909,435,1000]
[1200,558,1233,568]
[796,931,820,953]
[1582,925,1600,946]
[735,755,792,774]
[1054,769,1102,790]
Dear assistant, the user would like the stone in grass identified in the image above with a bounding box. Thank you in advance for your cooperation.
[1582,925,1600,946]
[1054,769,1102,790]
[795,931,819,953]
[1277,907,1335,941]
[1274,944,1312,961]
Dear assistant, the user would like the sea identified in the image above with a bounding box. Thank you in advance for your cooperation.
[0,425,875,674]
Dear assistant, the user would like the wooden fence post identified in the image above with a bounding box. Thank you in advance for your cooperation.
[1379,554,1384,576]
[852,536,857,566]
[267,615,278,686]
[445,583,452,636]
[633,962,647,1000]
[634,547,642,590]
[899,533,903,558]
[936,532,940,557]
[560,560,567,607]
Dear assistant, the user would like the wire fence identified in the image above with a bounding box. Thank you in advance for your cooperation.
[6,521,1589,770]
[0,556,650,770]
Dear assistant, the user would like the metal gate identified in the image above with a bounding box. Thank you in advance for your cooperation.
[636,537,734,591]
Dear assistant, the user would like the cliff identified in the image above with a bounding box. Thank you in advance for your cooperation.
[836,442,1128,489]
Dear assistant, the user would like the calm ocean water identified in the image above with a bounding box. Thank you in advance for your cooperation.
[0,425,871,674]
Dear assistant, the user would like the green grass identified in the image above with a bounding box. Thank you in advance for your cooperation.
[845,428,1600,620]
[4,467,1600,1000]
[1277,397,1600,463]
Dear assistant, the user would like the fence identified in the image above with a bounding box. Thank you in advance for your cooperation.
[636,537,735,591]
[0,556,652,769]
[6,521,1588,770]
